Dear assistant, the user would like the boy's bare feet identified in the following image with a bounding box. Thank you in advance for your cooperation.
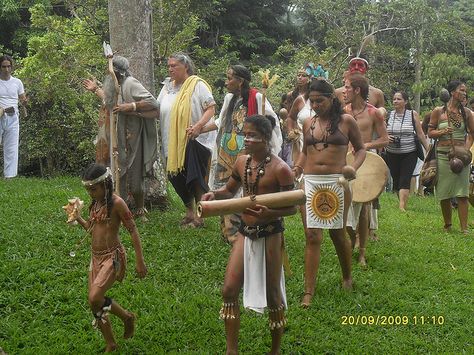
[301,292,313,308]
[342,279,353,291]
[180,215,194,226]
[369,230,379,241]
[358,248,367,267]
[104,344,117,352]
[353,233,360,249]
[185,218,204,228]
[123,312,136,339]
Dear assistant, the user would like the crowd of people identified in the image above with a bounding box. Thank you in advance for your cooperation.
[3,50,472,353]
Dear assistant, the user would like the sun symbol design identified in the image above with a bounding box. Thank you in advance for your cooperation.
[307,184,344,226]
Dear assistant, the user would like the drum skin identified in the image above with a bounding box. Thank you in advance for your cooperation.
[346,151,388,203]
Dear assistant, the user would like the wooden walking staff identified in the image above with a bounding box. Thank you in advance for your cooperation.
[103,42,120,193]
[258,69,279,114]
[197,190,306,218]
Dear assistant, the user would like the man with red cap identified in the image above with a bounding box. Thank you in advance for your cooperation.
[336,57,387,243]
[335,57,385,114]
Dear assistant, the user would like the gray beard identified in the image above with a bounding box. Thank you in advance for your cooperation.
[103,75,118,110]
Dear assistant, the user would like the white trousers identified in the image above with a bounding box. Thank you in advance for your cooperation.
[0,113,19,178]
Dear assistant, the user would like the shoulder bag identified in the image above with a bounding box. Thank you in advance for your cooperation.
[446,110,471,173]
[420,140,438,188]
[411,111,425,161]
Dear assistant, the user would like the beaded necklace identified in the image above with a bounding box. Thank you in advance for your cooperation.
[90,200,108,223]
[244,154,271,196]
[447,109,463,129]
[310,116,329,151]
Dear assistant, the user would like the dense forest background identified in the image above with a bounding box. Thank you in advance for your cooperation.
[1,0,473,175]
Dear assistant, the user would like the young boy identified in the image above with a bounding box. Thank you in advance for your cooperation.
[73,163,147,352]
[202,114,296,355]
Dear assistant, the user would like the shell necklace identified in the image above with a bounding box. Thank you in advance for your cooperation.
[244,154,271,196]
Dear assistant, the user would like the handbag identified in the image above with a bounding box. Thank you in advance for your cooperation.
[420,140,438,188]
[446,115,471,173]
[469,166,474,206]
[411,111,425,161]
[448,144,471,167]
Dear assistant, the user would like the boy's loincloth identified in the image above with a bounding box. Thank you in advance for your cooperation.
[239,218,284,240]
[89,244,126,288]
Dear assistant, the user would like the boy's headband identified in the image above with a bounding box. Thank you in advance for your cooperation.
[82,167,112,186]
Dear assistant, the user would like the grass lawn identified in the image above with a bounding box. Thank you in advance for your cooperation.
[0,176,473,354]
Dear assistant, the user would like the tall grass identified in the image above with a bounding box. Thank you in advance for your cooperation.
[0,177,472,354]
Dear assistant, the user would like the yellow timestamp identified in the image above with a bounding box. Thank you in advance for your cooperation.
[341,315,445,326]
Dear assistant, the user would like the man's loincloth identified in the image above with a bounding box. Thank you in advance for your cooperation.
[347,201,373,229]
[89,244,126,288]
[305,174,345,229]
[239,218,285,240]
[243,232,287,314]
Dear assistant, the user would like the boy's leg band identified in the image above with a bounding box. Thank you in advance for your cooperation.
[268,304,287,330]
[92,297,113,327]
[219,301,239,320]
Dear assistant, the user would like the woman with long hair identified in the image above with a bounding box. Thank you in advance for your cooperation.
[428,80,474,233]
[208,64,282,243]
[287,64,315,164]
[385,91,429,211]
[293,79,366,306]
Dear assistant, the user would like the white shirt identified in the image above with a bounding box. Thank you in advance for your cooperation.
[157,77,217,157]
[0,77,24,113]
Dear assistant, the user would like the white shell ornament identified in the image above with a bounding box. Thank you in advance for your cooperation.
[63,197,84,224]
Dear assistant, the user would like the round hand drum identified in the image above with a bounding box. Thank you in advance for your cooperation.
[346,151,388,203]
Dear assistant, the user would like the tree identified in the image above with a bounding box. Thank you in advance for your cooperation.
[17,4,104,175]
[108,0,168,209]
[295,0,473,112]
[200,0,301,61]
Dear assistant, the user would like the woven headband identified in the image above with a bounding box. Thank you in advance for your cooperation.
[82,167,112,186]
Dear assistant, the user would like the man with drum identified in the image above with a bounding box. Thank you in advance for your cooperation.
[343,73,388,266]
[336,57,387,241]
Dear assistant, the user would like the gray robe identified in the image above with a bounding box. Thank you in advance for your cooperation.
[117,76,158,182]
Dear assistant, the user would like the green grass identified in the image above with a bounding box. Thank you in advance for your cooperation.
[0,177,473,354]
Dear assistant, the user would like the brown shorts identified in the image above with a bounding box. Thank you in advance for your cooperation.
[89,244,126,288]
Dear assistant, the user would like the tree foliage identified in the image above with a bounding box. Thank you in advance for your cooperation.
[295,0,473,107]
[17,4,104,175]
[0,0,472,175]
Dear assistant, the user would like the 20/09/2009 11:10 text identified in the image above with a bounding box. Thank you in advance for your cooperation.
[341,315,445,326]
